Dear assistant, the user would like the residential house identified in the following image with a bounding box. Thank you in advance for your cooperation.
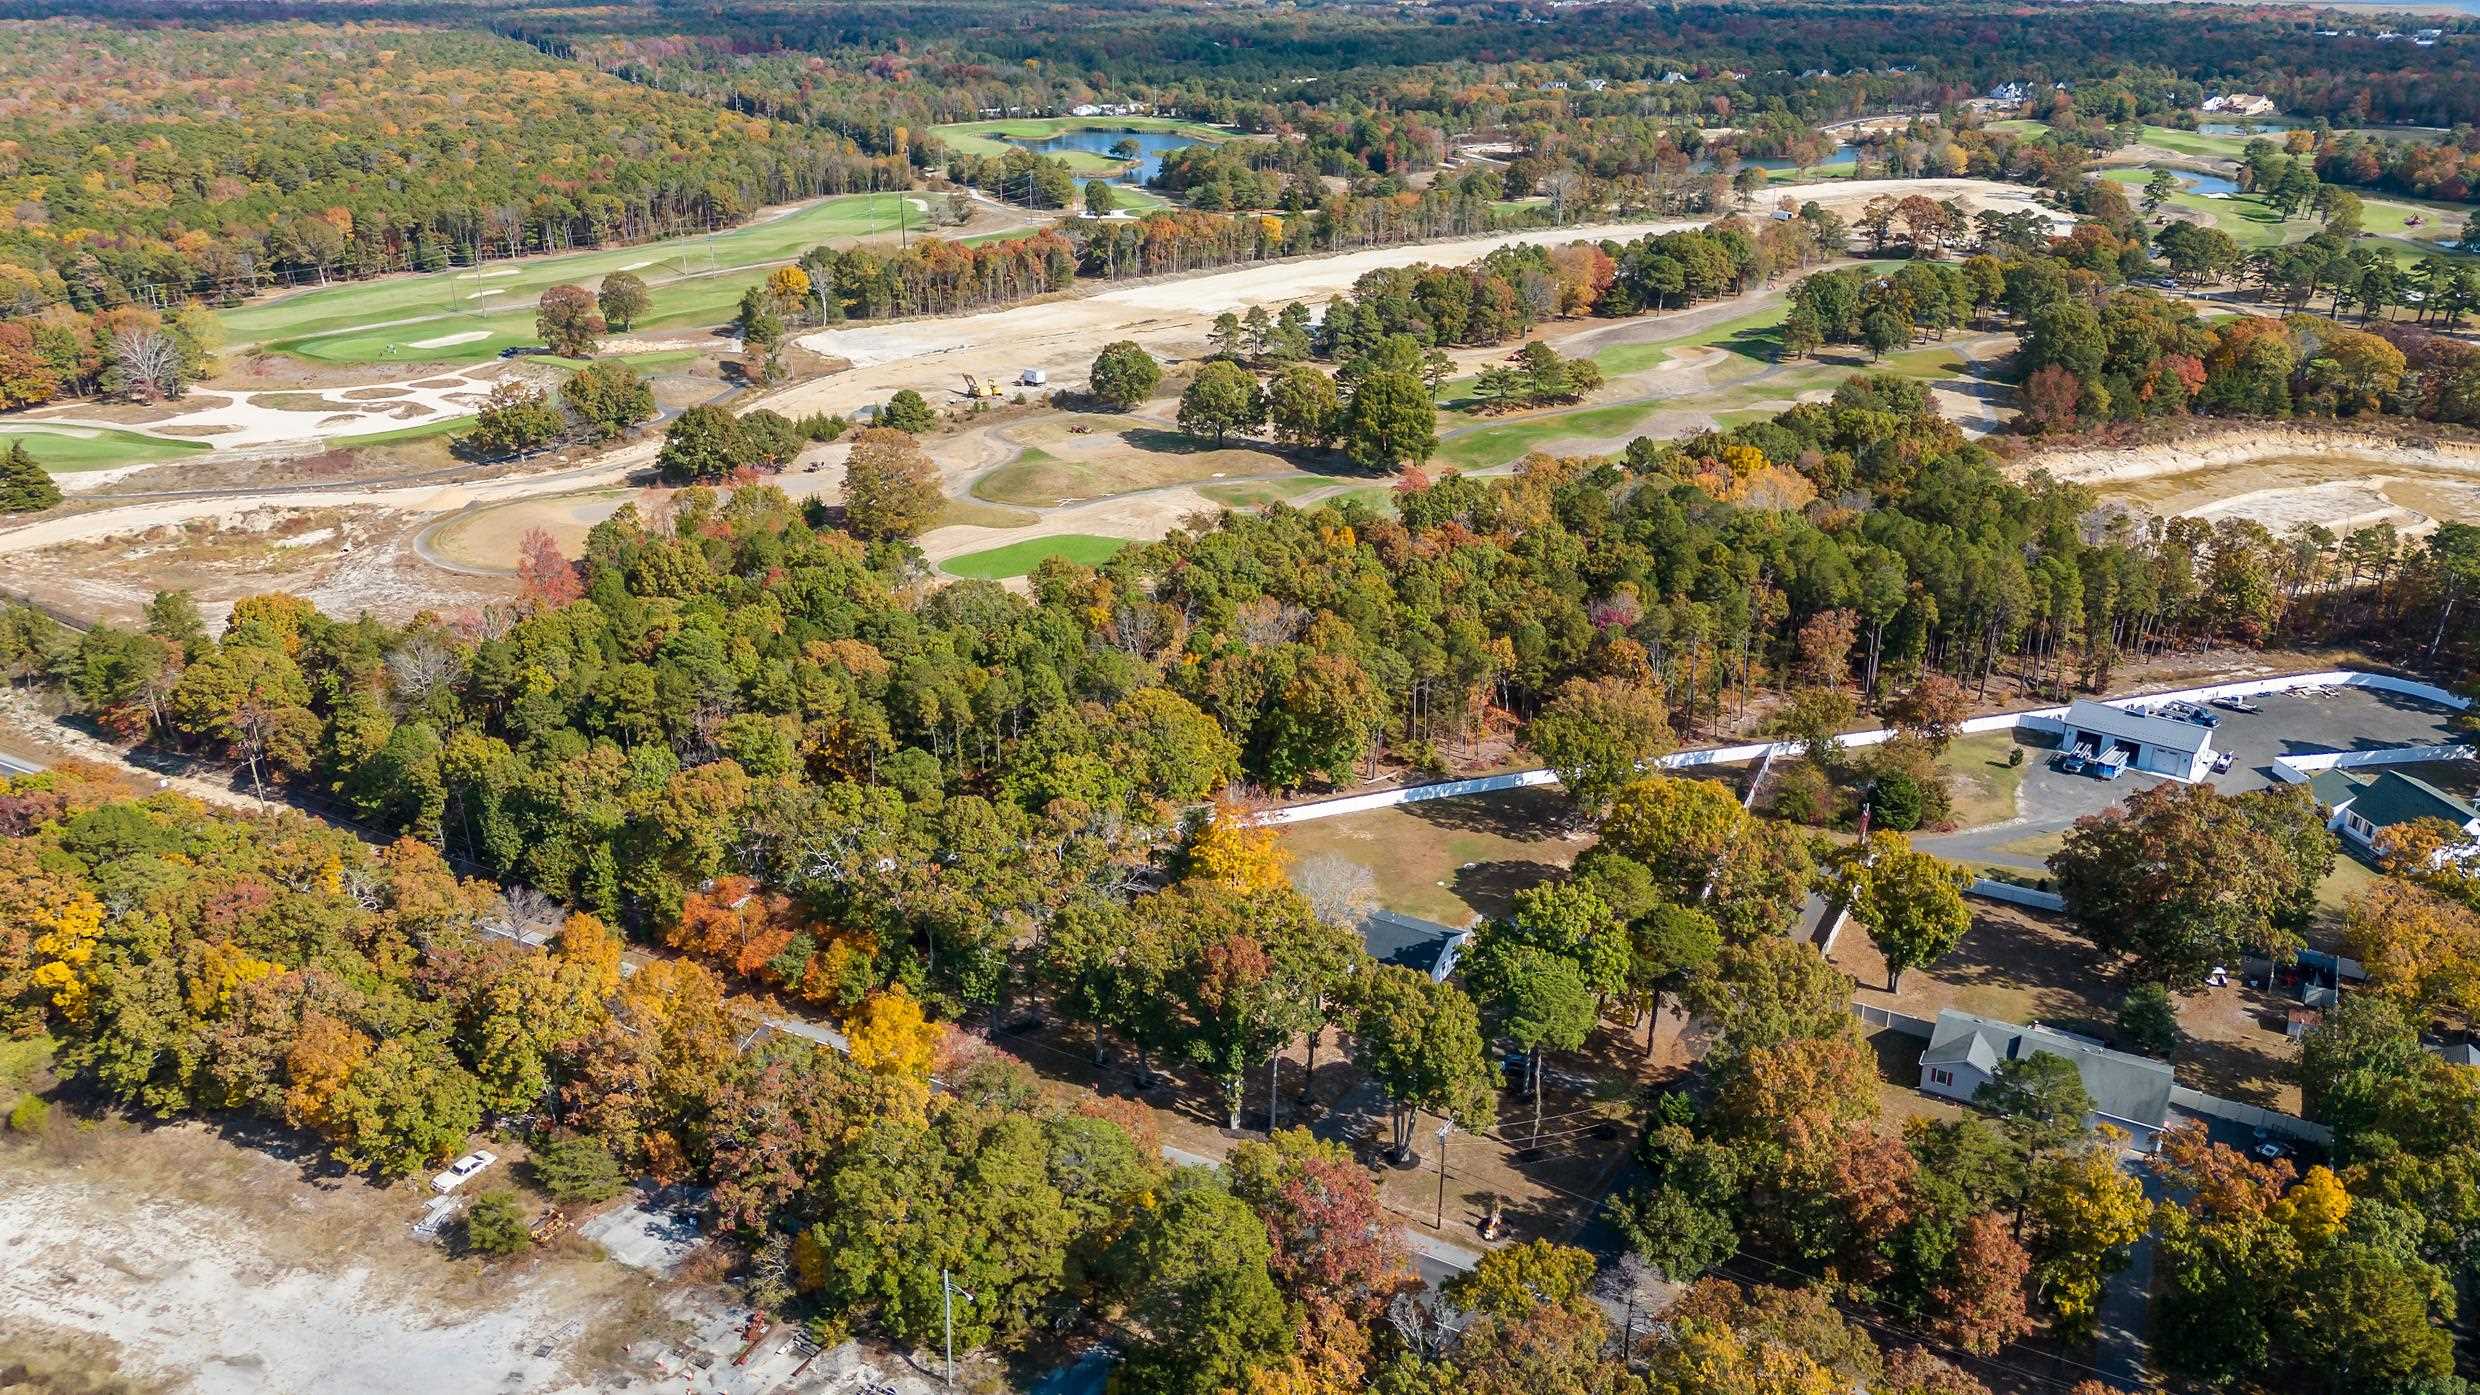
[1357,909,1470,983]
[2308,768,2480,859]
[1919,1009,2176,1151]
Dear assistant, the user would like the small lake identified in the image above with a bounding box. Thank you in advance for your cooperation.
[1012,128,1203,186]
[2197,122,2282,138]
[1691,140,1854,174]
[2177,170,2242,197]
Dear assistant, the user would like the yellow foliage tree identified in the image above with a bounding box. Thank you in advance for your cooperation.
[2022,1131,2150,1337]
[29,890,104,1025]
[184,939,282,1017]
[1188,802,1290,893]
[2273,1164,2351,1246]
[765,265,812,308]
[282,1011,374,1136]
[554,911,623,999]
[2343,876,2480,1032]
[845,984,940,1089]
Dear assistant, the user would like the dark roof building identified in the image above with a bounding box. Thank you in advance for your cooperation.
[1357,909,1471,983]
[1919,1008,2175,1148]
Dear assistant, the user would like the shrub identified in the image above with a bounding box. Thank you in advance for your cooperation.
[461,1189,532,1257]
[1869,769,1927,831]
[528,1137,626,1204]
[7,1093,47,1133]
[879,388,937,433]
[2116,982,2182,1057]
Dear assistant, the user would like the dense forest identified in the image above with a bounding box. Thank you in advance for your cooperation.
[0,22,899,315]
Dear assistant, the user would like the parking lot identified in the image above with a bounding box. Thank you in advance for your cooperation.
[1919,682,2468,874]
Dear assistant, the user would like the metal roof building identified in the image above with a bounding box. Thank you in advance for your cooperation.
[2059,698,2216,781]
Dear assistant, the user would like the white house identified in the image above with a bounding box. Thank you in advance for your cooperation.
[1985,82,2030,103]
[1920,1010,2176,1151]
[2201,93,2277,117]
[2057,699,2217,781]
[2309,768,2480,858]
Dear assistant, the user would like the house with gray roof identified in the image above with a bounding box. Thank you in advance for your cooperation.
[2057,698,2216,781]
[2308,768,2480,859]
[1357,909,1469,983]
[1920,1009,2176,1151]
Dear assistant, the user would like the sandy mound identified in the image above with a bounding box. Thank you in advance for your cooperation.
[2028,426,2480,487]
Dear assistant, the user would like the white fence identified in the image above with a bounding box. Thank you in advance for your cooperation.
[1852,1002,1937,1039]
[1255,666,2473,827]
[2168,1086,2334,1147]
[2271,743,2477,784]
[1968,878,2066,912]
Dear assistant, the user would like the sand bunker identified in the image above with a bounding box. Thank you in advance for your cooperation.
[408,330,492,349]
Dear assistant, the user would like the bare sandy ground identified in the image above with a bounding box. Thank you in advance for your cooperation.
[2027,426,2480,534]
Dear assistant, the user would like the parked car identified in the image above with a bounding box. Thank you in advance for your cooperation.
[2213,751,2237,775]
[433,1149,498,1193]
[2053,751,2087,775]
[2210,695,2261,714]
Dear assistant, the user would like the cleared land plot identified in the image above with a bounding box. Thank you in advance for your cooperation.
[1833,898,2305,1109]
[942,533,1129,579]
[1273,785,1593,926]
[221,194,918,364]
[1940,730,2033,830]
[429,490,632,571]
[0,423,212,473]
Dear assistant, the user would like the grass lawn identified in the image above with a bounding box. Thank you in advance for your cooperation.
[528,349,701,373]
[334,415,475,447]
[941,533,1130,579]
[0,423,212,473]
[1197,477,1335,507]
[223,193,923,365]
[1588,302,1791,378]
[1938,730,2029,831]
[972,434,1316,508]
[1436,399,1666,470]
[1274,786,1588,925]
[2312,850,2384,935]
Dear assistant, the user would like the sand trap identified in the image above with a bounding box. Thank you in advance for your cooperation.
[475,269,518,280]
[617,260,653,270]
[407,330,492,349]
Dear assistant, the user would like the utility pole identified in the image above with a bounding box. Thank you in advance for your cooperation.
[942,1268,975,1394]
[1267,1050,1279,1135]
[1434,1120,1453,1229]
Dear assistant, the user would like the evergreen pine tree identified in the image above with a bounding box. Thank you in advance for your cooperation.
[0,442,61,513]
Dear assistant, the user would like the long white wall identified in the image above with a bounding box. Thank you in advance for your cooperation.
[1256,667,2472,826]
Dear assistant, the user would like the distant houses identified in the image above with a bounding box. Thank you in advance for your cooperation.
[2201,92,2278,117]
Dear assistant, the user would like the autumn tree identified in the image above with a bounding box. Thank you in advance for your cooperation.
[2342,875,2480,1031]
[655,404,745,484]
[1526,675,1674,812]
[1347,964,1497,1160]
[1227,1128,1411,1312]
[1844,833,1973,990]
[2050,781,2334,985]
[535,283,605,358]
[596,271,650,332]
[2021,1133,2147,1338]
[840,426,943,541]
[560,359,655,440]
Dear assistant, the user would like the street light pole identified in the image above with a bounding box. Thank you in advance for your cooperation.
[942,1268,975,1394]
[1434,1121,1453,1229]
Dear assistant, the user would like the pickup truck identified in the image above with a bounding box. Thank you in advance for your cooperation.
[2209,695,2261,714]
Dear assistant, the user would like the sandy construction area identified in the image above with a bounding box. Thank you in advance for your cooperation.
[2028,427,2480,535]
[786,177,2066,419]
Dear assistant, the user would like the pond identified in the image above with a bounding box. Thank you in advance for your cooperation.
[1690,140,1855,174]
[2197,122,2281,138]
[1012,127,1204,186]
[2177,170,2243,197]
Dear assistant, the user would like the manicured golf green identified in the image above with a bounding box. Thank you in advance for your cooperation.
[222,192,929,365]
[942,533,1131,579]
[0,424,211,473]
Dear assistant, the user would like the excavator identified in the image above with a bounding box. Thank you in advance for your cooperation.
[958,373,1004,400]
